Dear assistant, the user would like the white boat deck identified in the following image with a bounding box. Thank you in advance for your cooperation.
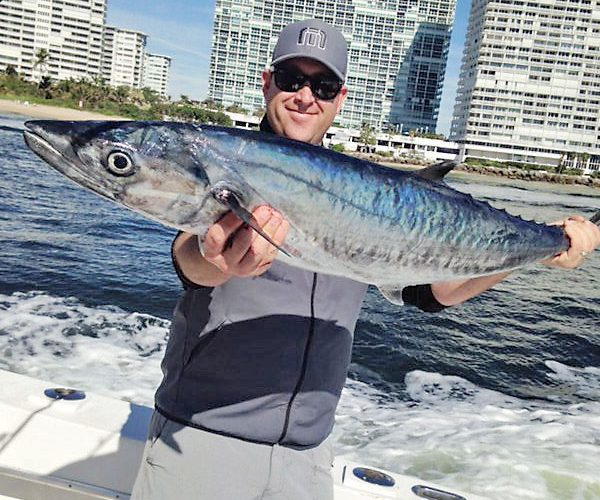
[0,369,490,500]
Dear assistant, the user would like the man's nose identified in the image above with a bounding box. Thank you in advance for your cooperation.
[294,83,315,103]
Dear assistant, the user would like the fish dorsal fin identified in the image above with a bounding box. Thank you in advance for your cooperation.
[414,160,457,182]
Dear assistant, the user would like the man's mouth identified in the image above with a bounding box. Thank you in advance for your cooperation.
[286,108,317,117]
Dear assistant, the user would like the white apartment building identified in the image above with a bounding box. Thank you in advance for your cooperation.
[208,0,456,132]
[102,26,147,88]
[450,0,600,174]
[224,111,460,161]
[142,53,171,97]
[0,0,106,81]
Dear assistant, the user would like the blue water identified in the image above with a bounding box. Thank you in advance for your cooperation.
[1,113,599,499]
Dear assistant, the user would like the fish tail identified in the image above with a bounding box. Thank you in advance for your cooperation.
[590,210,600,226]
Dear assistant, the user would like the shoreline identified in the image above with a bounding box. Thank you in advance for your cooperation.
[0,98,128,121]
[354,154,600,190]
[2,99,598,190]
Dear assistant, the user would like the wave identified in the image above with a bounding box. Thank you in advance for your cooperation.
[1,289,599,500]
[0,290,167,405]
[334,371,600,500]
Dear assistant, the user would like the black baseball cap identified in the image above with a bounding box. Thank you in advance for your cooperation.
[271,19,348,82]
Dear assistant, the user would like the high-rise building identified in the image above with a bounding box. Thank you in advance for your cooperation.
[208,0,456,131]
[102,26,147,88]
[0,0,106,81]
[142,53,171,97]
[450,0,600,172]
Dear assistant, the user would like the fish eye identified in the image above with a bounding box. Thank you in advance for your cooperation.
[106,151,135,176]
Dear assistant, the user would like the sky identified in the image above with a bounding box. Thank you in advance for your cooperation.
[106,0,471,136]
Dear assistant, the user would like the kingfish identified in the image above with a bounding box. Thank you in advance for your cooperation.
[23,121,598,304]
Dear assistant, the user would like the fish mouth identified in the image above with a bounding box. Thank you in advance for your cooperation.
[24,123,73,173]
[23,121,119,201]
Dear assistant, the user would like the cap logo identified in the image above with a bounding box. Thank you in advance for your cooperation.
[297,27,327,50]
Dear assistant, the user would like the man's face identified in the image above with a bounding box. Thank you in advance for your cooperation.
[262,57,347,145]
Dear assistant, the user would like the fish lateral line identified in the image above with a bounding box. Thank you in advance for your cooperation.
[210,185,291,258]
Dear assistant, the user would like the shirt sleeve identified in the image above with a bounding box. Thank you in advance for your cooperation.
[171,232,208,290]
[401,284,447,313]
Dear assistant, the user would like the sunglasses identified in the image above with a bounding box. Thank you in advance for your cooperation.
[272,66,343,101]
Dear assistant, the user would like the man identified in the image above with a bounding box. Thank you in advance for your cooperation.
[132,19,600,500]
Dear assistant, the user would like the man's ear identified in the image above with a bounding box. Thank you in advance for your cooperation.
[336,86,348,113]
[262,70,272,98]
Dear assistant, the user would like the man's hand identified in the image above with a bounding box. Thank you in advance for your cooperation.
[543,215,600,269]
[201,205,289,278]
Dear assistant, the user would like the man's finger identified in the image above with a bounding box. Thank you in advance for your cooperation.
[267,218,290,258]
[202,212,246,258]
[223,225,256,266]
[251,213,284,257]
[222,208,274,268]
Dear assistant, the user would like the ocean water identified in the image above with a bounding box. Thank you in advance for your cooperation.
[1,113,599,499]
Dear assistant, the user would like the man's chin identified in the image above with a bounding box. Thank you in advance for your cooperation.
[285,129,314,143]
[284,120,320,143]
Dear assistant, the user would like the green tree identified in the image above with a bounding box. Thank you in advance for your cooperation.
[579,152,590,171]
[201,98,224,111]
[32,48,50,81]
[556,152,566,174]
[141,87,161,106]
[113,85,130,104]
[4,65,18,77]
[359,122,376,153]
[225,103,249,114]
[38,75,53,99]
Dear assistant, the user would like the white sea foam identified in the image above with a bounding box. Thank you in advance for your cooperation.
[545,360,600,401]
[0,291,166,404]
[1,291,599,500]
[333,370,600,500]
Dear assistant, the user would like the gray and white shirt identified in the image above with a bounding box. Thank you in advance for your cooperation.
[155,260,368,449]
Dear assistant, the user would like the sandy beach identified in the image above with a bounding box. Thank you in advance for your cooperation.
[0,98,128,120]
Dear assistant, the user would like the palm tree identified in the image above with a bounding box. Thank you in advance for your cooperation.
[114,85,130,105]
[141,87,161,106]
[579,152,590,172]
[567,151,577,170]
[32,48,50,82]
[359,122,376,153]
[225,103,248,114]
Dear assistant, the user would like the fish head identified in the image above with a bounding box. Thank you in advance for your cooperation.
[23,120,217,231]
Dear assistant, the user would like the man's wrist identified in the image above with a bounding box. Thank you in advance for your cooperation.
[172,232,231,287]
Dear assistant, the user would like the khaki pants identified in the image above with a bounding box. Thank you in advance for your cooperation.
[131,411,335,500]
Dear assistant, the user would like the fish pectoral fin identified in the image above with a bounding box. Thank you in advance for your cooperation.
[413,160,457,183]
[210,185,291,258]
[377,286,405,305]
